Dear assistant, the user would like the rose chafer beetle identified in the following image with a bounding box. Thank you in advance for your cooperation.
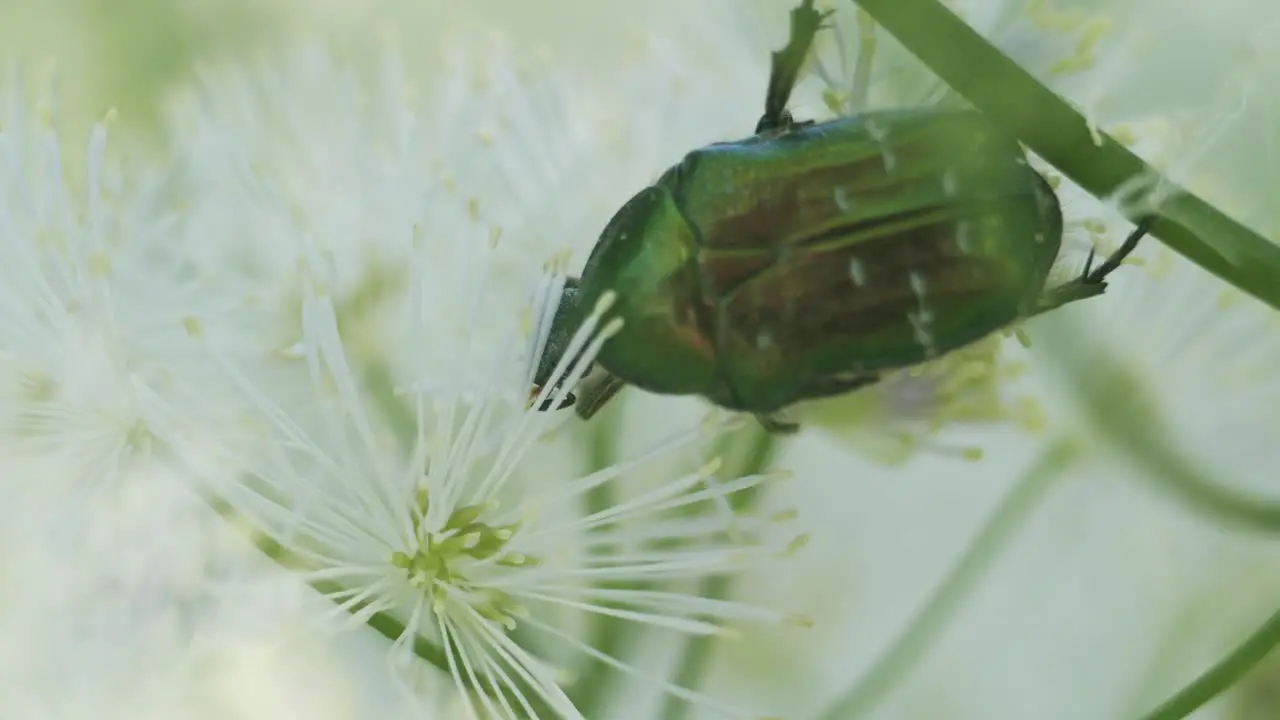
[532,0,1150,433]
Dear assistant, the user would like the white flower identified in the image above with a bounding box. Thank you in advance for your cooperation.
[168,44,804,719]
[0,72,379,720]
[166,39,610,372]
[0,448,373,720]
[0,72,237,494]
[185,258,799,719]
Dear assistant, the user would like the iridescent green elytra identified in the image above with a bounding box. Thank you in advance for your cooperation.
[532,0,1148,433]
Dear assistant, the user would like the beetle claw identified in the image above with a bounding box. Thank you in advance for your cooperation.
[757,0,829,134]
[1080,248,1097,279]
[1081,216,1154,285]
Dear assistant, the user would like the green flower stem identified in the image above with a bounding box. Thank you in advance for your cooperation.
[1138,605,1280,720]
[663,422,782,720]
[363,358,417,450]
[1115,428,1280,532]
[1038,313,1280,532]
[571,401,632,717]
[665,573,735,720]
[340,271,415,451]
[851,0,1280,312]
[818,436,1080,719]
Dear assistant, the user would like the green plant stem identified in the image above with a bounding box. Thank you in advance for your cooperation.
[666,573,734,720]
[818,437,1079,719]
[1138,605,1280,720]
[663,422,782,720]
[1036,313,1280,532]
[363,358,417,451]
[1029,314,1280,714]
[570,401,631,717]
[851,0,1280,312]
[1118,432,1280,532]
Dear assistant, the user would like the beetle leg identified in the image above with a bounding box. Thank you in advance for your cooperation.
[1033,282,1107,316]
[1080,247,1097,278]
[1032,217,1154,316]
[756,0,833,134]
[753,376,879,434]
[796,373,881,401]
[573,369,627,421]
[1080,216,1153,285]
[755,413,801,434]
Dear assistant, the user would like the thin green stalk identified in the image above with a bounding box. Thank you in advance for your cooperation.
[571,400,632,717]
[818,436,1079,719]
[665,574,734,720]
[1138,605,1280,720]
[663,422,783,720]
[852,0,1280,312]
[1038,313,1280,532]
[363,358,417,450]
[1118,431,1280,532]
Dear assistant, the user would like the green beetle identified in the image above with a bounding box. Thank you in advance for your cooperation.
[532,0,1149,433]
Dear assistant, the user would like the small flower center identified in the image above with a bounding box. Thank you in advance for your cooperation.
[389,489,535,629]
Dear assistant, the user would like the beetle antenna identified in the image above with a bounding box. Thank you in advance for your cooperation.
[1082,216,1154,285]
[756,0,832,134]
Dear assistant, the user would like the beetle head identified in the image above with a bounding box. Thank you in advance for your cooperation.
[530,277,588,411]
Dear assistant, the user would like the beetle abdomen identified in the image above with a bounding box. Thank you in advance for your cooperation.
[672,110,1045,255]
[667,109,1062,412]
[717,207,1034,411]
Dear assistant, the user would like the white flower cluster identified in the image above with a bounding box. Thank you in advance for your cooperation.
[3,0,1280,718]
[0,36,808,720]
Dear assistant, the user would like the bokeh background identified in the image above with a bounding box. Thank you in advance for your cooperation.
[3,0,1280,718]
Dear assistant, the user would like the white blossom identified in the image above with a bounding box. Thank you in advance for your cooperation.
[183,258,801,718]
[0,72,241,496]
[167,43,805,719]
[167,39,610,372]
